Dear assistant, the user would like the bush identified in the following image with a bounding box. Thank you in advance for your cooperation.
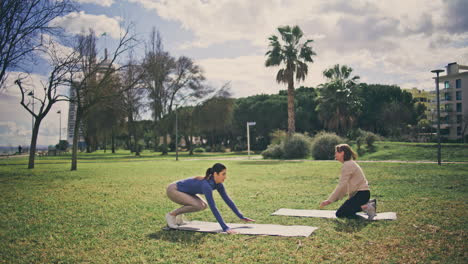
[213,145,226,152]
[283,133,311,159]
[355,129,380,152]
[158,144,170,153]
[55,140,69,151]
[269,130,288,145]
[311,132,344,160]
[193,147,205,153]
[232,143,246,152]
[261,144,284,159]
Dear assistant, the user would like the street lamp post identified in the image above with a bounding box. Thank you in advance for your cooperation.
[28,91,34,131]
[246,122,256,159]
[57,110,62,142]
[175,104,179,161]
[431,69,444,166]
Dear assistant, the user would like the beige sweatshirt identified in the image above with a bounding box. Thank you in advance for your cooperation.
[327,160,369,203]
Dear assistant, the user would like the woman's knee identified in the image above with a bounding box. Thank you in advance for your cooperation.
[198,201,208,210]
[336,210,346,218]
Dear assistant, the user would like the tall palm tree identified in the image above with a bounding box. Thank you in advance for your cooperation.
[265,25,316,135]
[317,64,361,135]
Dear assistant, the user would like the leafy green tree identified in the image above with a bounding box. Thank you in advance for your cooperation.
[198,97,235,151]
[265,25,316,136]
[316,64,361,136]
[357,84,416,137]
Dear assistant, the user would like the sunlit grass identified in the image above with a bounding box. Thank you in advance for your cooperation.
[0,156,466,263]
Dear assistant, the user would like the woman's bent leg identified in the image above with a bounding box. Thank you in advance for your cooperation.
[166,183,207,215]
[335,191,370,218]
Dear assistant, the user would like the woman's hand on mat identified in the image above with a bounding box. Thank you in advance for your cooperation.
[241,217,255,222]
[320,200,331,208]
[226,229,238,234]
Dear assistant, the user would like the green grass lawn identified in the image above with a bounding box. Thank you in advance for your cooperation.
[357,141,468,162]
[1,155,467,263]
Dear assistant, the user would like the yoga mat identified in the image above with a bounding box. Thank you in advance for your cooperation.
[168,221,318,237]
[272,208,397,221]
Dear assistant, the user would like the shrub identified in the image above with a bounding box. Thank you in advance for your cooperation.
[283,133,312,159]
[55,140,69,151]
[213,145,226,152]
[158,144,170,153]
[193,147,205,153]
[311,132,344,160]
[355,130,380,151]
[269,130,288,145]
[261,144,284,159]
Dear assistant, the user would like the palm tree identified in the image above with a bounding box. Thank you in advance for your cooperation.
[265,25,316,135]
[316,64,361,135]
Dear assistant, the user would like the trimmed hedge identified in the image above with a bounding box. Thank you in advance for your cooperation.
[311,132,344,160]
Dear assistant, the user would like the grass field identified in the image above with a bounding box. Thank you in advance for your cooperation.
[357,142,468,162]
[1,149,467,263]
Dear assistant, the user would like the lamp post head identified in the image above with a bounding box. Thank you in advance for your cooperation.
[431,69,444,74]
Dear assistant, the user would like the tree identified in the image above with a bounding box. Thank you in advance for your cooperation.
[198,96,235,150]
[69,27,136,170]
[120,52,145,155]
[142,28,208,154]
[0,0,74,89]
[14,37,78,169]
[82,73,125,153]
[265,25,316,136]
[142,28,175,153]
[357,83,416,137]
[316,64,361,136]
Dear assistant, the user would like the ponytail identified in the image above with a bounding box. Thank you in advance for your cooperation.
[195,163,227,181]
[205,167,214,179]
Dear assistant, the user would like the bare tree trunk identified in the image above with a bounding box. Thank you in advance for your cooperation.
[27,120,41,169]
[153,121,158,152]
[287,75,295,136]
[111,126,115,153]
[71,108,82,171]
[162,129,168,155]
[189,119,194,155]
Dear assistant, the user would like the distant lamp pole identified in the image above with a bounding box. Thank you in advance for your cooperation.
[431,69,444,166]
[175,104,179,161]
[246,122,256,159]
[57,110,62,142]
[27,91,34,131]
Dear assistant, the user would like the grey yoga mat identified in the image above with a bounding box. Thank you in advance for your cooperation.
[167,220,318,237]
[272,208,397,221]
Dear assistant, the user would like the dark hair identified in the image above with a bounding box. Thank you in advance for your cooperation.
[335,144,357,161]
[205,163,226,180]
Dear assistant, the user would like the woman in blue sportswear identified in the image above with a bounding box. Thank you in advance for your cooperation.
[165,163,254,234]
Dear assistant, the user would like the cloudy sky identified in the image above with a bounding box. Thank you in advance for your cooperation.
[1,0,467,147]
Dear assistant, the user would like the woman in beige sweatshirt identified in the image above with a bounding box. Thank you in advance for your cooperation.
[319,144,377,220]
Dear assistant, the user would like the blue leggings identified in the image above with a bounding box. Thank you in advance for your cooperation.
[336,190,370,218]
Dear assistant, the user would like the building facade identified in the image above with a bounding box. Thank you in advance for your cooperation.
[433,62,468,141]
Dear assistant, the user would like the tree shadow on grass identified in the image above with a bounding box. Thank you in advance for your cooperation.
[147,228,210,244]
[333,217,372,233]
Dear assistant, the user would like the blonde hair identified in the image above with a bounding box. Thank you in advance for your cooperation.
[335,144,357,161]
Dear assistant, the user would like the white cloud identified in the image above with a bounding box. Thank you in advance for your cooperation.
[146,0,463,96]
[37,34,75,64]
[50,11,123,39]
[0,72,70,146]
[75,0,114,7]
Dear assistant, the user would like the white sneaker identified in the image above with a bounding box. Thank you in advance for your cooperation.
[175,214,185,225]
[165,213,178,229]
[366,202,376,220]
